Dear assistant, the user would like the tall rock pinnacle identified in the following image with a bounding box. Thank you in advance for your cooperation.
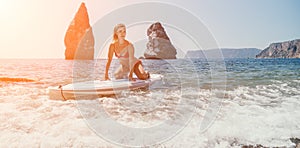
[64,2,94,60]
[144,22,177,59]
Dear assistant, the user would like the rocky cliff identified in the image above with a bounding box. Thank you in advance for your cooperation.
[64,2,94,60]
[144,22,177,59]
[256,39,300,58]
[185,48,261,59]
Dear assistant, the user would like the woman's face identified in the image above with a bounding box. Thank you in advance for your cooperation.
[116,27,126,40]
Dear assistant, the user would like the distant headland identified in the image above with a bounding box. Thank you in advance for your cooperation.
[184,39,300,59]
[256,39,300,58]
[185,48,262,59]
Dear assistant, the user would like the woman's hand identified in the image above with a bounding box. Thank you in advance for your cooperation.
[128,77,136,81]
[103,74,110,81]
[128,71,135,81]
[128,75,136,81]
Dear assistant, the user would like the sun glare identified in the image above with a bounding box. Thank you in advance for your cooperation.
[0,1,13,13]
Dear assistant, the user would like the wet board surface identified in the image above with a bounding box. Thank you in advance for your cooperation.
[48,74,163,100]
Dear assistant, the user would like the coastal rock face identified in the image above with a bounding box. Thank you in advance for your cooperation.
[64,2,94,60]
[256,39,300,58]
[144,22,177,59]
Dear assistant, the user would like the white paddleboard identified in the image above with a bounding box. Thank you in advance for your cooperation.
[48,74,163,100]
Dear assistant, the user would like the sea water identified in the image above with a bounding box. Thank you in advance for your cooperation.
[0,58,299,147]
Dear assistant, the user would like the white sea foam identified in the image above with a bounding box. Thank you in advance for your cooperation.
[159,83,300,147]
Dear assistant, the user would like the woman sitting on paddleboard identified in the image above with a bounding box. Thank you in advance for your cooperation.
[104,23,150,81]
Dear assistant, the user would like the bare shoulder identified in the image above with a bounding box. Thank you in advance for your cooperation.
[127,41,134,49]
[109,42,116,48]
[110,43,117,50]
[108,43,116,54]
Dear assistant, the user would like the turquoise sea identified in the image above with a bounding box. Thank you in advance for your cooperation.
[0,58,299,147]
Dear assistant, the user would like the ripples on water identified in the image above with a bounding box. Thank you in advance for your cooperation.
[0,58,299,147]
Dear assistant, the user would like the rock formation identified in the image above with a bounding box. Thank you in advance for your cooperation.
[64,2,94,60]
[256,39,300,58]
[144,22,177,59]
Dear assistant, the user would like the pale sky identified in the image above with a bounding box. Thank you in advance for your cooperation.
[0,0,299,59]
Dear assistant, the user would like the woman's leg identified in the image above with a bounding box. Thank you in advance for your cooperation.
[133,61,150,80]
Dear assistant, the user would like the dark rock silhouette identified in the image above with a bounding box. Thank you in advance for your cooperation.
[64,2,94,60]
[290,138,300,148]
[256,39,300,58]
[144,22,177,59]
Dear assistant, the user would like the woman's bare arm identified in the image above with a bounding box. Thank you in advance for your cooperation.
[104,44,114,80]
[128,43,135,80]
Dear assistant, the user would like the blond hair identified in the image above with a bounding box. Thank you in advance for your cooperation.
[113,23,126,43]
